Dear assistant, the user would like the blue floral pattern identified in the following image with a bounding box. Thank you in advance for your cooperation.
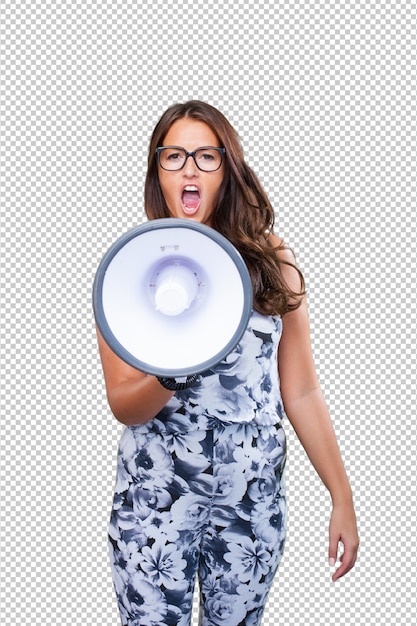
[109,312,287,626]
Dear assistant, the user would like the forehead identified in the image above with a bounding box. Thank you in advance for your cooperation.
[162,118,220,149]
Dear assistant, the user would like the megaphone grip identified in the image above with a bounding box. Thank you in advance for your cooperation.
[157,374,200,391]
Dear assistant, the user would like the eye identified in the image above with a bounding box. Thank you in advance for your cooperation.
[166,151,182,161]
[199,151,216,161]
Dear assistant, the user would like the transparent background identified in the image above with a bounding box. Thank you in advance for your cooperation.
[1,1,416,624]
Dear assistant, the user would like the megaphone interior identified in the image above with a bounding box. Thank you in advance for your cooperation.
[93,218,253,379]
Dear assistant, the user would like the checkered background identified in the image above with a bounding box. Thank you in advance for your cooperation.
[1,1,416,624]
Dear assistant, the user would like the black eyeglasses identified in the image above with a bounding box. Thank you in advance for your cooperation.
[156,146,226,172]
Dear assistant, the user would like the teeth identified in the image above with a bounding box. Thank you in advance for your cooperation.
[184,186,198,192]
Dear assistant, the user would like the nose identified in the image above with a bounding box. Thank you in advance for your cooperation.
[183,154,198,176]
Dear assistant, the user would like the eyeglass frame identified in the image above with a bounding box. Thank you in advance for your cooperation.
[156,146,226,172]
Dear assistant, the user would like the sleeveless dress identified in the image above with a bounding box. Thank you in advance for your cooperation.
[108,311,287,626]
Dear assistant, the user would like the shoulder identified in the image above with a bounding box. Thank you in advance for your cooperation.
[266,231,298,266]
[266,232,304,302]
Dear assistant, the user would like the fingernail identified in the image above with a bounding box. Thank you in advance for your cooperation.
[329,557,336,567]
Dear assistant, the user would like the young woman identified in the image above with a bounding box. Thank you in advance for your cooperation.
[97,100,359,626]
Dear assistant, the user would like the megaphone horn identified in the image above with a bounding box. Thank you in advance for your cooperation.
[93,218,253,383]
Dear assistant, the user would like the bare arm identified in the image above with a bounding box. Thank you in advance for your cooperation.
[272,237,359,581]
[96,327,174,426]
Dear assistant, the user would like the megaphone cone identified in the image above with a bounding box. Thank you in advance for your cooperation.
[93,218,253,379]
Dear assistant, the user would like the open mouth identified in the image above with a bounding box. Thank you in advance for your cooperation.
[181,186,201,215]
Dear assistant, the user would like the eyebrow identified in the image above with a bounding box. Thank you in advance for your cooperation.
[160,145,223,150]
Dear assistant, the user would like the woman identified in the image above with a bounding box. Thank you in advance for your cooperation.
[97,100,359,626]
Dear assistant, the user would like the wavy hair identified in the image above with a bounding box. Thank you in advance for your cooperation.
[144,100,305,315]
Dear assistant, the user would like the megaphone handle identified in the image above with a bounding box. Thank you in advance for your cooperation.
[157,374,200,391]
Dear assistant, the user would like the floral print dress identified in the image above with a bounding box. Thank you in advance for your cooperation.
[108,311,287,626]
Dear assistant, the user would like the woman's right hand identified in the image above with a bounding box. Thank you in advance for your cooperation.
[96,327,175,425]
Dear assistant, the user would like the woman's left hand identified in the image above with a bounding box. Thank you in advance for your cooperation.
[328,501,360,582]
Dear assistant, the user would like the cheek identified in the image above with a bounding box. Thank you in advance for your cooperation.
[158,175,175,207]
[210,174,225,202]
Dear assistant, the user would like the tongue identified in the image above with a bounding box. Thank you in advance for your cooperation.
[182,190,200,209]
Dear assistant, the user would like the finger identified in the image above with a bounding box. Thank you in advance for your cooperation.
[331,543,358,582]
[328,532,340,568]
[332,559,353,581]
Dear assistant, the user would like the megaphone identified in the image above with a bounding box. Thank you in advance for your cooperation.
[93,218,253,387]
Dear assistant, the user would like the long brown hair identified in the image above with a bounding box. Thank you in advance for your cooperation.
[144,100,305,315]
